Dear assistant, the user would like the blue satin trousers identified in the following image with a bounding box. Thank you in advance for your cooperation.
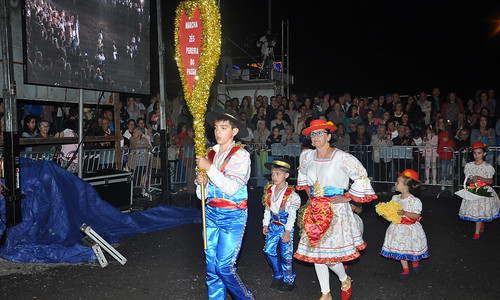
[205,205,253,300]
[263,223,296,284]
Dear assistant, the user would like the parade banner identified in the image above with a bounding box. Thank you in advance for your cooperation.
[175,0,221,249]
[175,0,221,160]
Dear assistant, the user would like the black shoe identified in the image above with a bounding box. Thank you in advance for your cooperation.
[270,278,283,289]
[170,189,178,195]
[278,282,296,292]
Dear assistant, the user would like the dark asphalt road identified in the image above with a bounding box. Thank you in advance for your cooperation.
[1,185,500,300]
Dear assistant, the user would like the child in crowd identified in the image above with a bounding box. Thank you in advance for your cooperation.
[195,110,253,300]
[437,132,456,184]
[266,126,282,148]
[381,169,429,278]
[262,158,301,292]
[423,125,438,184]
[458,142,500,240]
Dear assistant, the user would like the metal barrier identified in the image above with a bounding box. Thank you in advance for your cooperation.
[65,148,118,172]
[270,143,301,181]
[149,147,162,192]
[248,143,270,186]
[20,150,66,166]
[249,143,475,190]
[125,147,153,199]
[12,143,500,195]
[349,145,457,187]
[247,143,301,184]
[347,145,500,189]
[149,145,196,193]
[271,143,302,157]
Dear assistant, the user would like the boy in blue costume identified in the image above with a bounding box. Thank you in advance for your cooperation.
[262,158,301,292]
[196,110,253,300]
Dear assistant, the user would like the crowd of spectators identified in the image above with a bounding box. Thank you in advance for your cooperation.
[14,88,499,151]
[210,88,499,185]
[12,86,500,186]
[214,88,497,153]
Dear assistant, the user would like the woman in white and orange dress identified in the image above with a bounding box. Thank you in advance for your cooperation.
[294,119,377,300]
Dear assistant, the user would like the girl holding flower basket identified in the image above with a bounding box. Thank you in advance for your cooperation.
[379,169,429,278]
[456,142,500,240]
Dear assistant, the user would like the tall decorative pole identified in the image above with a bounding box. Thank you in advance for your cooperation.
[174,0,221,250]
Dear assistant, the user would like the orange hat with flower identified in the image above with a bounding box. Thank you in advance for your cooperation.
[397,169,421,183]
[470,142,488,151]
[302,119,337,136]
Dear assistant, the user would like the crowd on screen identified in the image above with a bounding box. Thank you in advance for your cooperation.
[24,0,146,92]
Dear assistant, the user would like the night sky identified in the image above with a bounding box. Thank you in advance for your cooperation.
[159,0,500,99]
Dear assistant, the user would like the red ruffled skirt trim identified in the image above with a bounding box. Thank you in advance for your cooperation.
[293,243,366,264]
[345,192,378,203]
[296,185,308,191]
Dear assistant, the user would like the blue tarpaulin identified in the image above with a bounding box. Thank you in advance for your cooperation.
[0,159,201,263]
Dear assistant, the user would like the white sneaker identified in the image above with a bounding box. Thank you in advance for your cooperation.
[432,180,437,185]
[424,180,429,185]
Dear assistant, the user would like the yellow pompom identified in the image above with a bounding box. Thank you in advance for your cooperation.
[375,200,402,224]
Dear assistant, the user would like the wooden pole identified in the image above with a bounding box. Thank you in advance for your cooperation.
[201,182,207,250]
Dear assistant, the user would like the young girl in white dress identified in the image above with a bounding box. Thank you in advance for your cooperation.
[381,169,429,278]
[458,142,500,240]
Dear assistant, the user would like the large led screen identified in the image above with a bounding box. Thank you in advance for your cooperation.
[23,0,150,94]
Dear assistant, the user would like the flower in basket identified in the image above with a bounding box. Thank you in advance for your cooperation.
[375,200,402,224]
[465,180,492,197]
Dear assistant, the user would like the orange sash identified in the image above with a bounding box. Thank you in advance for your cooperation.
[400,216,421,224]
